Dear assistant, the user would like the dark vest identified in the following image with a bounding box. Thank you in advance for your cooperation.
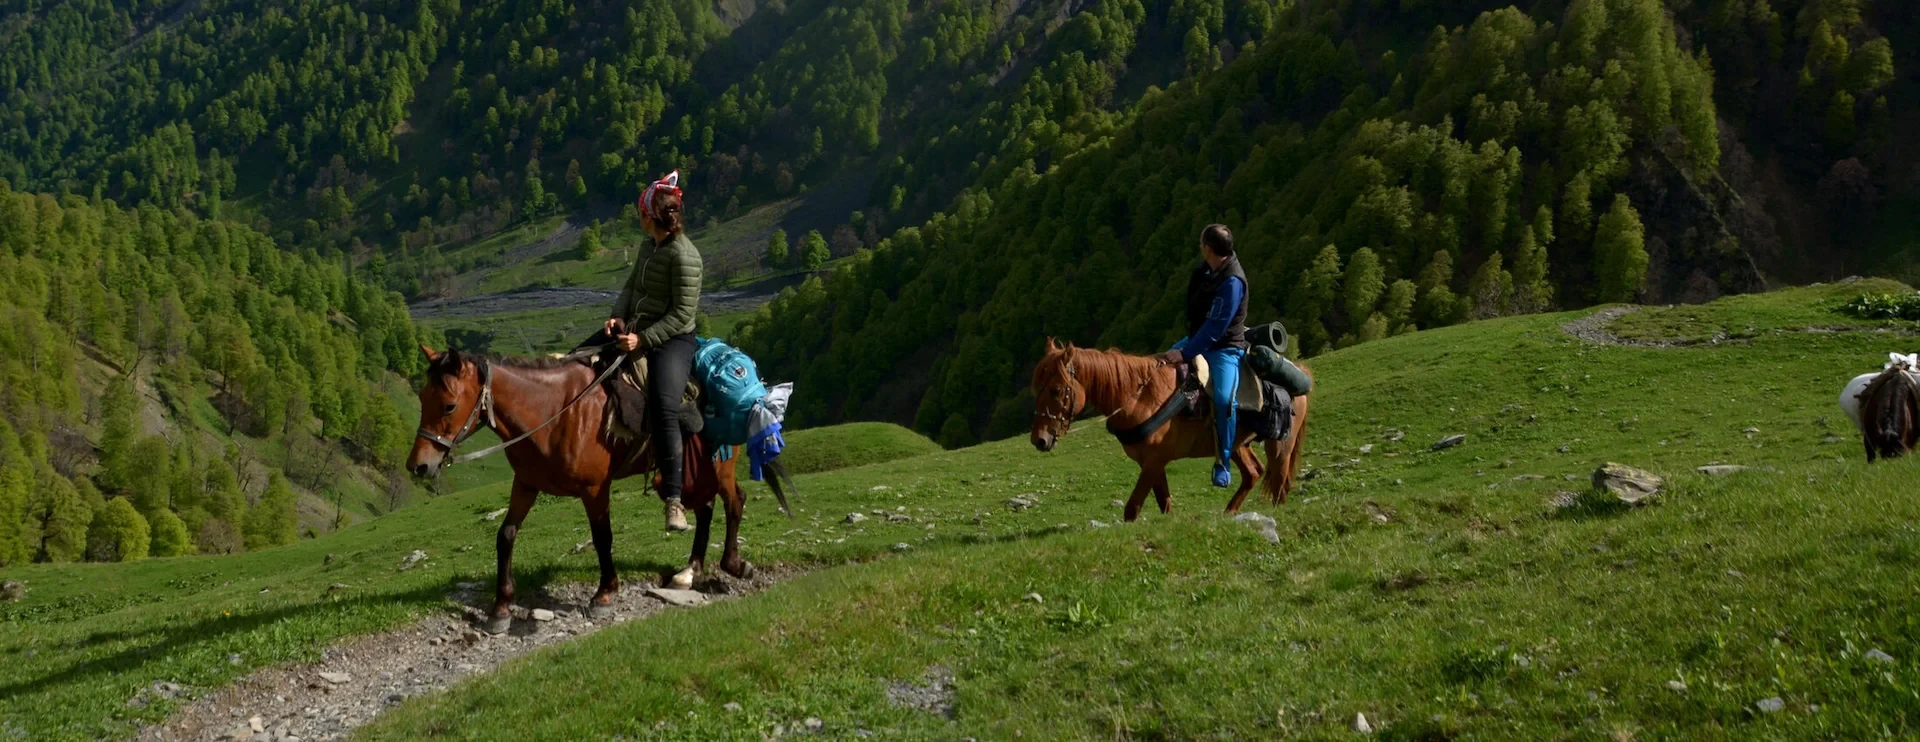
[1185,256,1250,351]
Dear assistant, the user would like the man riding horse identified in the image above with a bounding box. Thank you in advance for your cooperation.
[1160,224,1249,489]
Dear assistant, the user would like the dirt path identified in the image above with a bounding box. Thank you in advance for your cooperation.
[1558,306,1655,347]
[135,569,795,742]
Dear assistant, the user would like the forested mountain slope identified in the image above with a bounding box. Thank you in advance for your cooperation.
[735,0,1920,445]
[0,184,427,565]
[0,0,1265,297]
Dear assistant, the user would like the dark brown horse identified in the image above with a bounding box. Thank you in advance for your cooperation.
[406,346,750,634]
[1029,339,1312,520]
[1860,366,1920,462]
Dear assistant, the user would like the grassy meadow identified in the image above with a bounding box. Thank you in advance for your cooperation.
[5,283,1920,739]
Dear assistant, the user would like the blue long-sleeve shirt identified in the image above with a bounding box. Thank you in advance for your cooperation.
[1173,275,1244,357]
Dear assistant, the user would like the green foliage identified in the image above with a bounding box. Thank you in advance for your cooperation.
[767,228,790,268]
[24,462,90,563]
[1838,292,1920,321]
[802,230,831,270]
[244,473,300,551]
[1593,195,1649,303]
[1468,252,1514,319]
[1341,247,1385,327]
[87,497,149,563]
[0,419,32,566]
[147,508,194,558]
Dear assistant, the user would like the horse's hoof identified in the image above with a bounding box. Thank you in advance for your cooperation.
[588,603,615,620]
[722,560,754,579]
[667,567,695,590]
[483,615,512,635]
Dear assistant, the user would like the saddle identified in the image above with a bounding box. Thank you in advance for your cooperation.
[596,352,704,446]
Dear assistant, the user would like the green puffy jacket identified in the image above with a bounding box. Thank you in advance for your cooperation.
[611,231,703,347]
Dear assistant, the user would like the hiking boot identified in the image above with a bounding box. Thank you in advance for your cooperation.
[1211,462,1233,488]
[664,499,691,532]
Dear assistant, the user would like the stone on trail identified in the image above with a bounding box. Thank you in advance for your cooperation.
[317,671,351,685]
[1358,444,1374,454]
[1089,520,1110,528]
[1755,697,1785,714]
[844,513,868,524]
[645,588,708,607]
[1111,500,1124,508]
[1383,429,1405,442]
[1431,434,1467,451]
[1025,593,1044,604]
[531,609,557,622]
[399,550,428,570]
[1006,496,1035,511]
[1666,680,1688,692]
[482,508,508,521]
[1697,465,1752,477]
[327,583,348,593]
[1867,648,1895,664]
[870,485,890,492]
[570,541,591,555]
[724,702,743,713]
[892,542,912,552]
[250,716,265,733]
[1,581,25,601]
[1353,712,1373,733]
[1593,463,1663,504]
[1233,512,1281,544]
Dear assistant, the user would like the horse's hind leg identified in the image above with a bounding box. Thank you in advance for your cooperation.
[720,482,752,579]
[584,487,619,619]
[1223,444,1261,514]
[1151,467,1173,515]
[672,503,713,590]
[487,481,539,635]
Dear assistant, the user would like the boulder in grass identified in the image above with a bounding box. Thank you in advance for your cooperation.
[1593,463,1663,504]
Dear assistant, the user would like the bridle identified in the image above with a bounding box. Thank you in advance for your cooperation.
[1033,356,1086,431]
[416,361,496,453]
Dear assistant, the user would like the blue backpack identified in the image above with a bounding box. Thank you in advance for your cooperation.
[692,338,769,446]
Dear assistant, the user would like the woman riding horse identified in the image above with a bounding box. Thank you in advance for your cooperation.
[596,171,704,532]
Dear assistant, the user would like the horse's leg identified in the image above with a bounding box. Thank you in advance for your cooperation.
[584,487,619,619]
[1122,466,1154,522]
[671,503,712,590]
[487,481,539,635]
[1224,443,1261,514]
[1152,467,1173,514]
[720,481,752,579]
[1865,434,1877,462]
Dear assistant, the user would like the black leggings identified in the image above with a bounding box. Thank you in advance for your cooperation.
[645,333,699,502]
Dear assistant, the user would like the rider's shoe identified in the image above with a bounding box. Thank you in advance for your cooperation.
[665,498,691,532]
[1212,461,1232,488]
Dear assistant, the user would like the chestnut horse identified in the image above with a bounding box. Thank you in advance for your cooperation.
[1028,338,1311,520]
[406,346,750,634]
[1859,365,1920,462]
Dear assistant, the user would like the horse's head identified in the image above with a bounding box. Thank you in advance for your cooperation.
[1030,337,1086,453]
[408,345,488,478]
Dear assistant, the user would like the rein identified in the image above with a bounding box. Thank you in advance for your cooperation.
[1108,363,1197,445]
[417,344,627,468]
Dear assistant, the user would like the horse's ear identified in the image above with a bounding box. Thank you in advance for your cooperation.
[1045,336,1060,352]
[420,345,442,363]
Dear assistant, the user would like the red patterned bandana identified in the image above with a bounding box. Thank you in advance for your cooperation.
[637,170,682,221]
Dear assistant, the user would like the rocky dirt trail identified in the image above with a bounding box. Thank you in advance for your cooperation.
[135,569,795,742]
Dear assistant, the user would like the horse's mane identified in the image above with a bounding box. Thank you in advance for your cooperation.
[430,349,588,379]
[1049,346,1174,410]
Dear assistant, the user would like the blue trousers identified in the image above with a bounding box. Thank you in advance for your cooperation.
[1199,347,1244,467]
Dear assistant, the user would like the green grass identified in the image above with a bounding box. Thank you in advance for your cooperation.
[10,285,1920,739]
[1608,277,1918,343]
[776,422,943,475]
